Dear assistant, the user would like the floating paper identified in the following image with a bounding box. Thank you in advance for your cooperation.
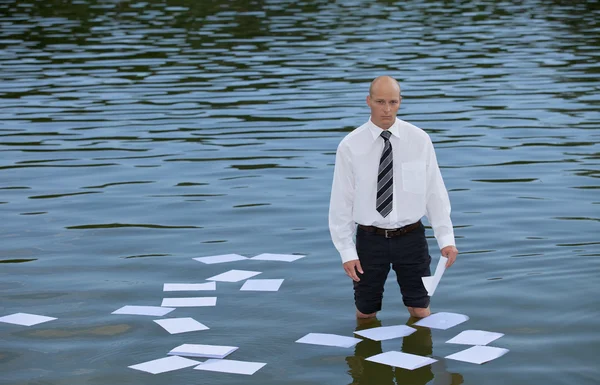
[421,256,447,296]
[112,305,175,317]
[250,253,305,262]
[169,344,238,359]
[296,333,362,348]
[163,282,216,291]
[0,313,57,326]
[154,317,209,334]
[193,254,248,264]
[445,345,509,364]
[354,325,416,341]
[446,330,504,346]
[240,279,284,292]
[194,359,266,375]
[414,312,469,330]
[366,351,437,370]
[206,270,262,283]
[128,356,200,374]
[161,297,217,307]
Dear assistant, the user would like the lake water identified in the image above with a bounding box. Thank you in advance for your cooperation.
[1,1,599,384]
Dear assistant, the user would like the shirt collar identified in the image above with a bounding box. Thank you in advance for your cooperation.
[367,117,401,142]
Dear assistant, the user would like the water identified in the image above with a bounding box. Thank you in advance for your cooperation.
[1,0,599,384]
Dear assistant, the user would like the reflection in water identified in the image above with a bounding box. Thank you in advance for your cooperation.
[65,223,200,229]
[83,181,154,189]
[346,317,463,385]
[26,324,132,338]
[28,191,101,199]
[121,253,171,259]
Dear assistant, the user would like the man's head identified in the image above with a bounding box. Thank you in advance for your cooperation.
[366,76,402,130]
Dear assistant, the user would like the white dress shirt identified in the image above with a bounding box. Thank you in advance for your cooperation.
[329,117,455,263]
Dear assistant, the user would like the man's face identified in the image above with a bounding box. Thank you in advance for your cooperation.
[366,83,401,129]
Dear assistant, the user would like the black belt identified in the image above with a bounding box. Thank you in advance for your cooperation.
[358,221,421,238]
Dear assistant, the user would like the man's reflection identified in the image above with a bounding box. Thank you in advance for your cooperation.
[346,317,463,385]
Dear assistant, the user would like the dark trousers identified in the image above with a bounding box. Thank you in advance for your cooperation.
[354,223,431,314]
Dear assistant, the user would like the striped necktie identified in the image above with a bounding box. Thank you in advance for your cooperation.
[376,130,393,217]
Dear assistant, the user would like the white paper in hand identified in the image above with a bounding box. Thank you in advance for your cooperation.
[445,345,509,364]
[421,256,447,296]
[354,325,416,341]
[366,351,437,370]
[446,330,504,346]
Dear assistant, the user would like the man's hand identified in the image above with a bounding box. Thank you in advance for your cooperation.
[441,245,458,268]
[343,260,364,282]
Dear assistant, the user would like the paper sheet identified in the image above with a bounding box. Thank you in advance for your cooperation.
[128,356,200,374]
[250,253,305,262]
[0,312,57,326]
[446,330,504,346]
[414,312,469,330]
[240,279,284,292]
[169,344,238,359]
[206,269,262,282]
[154,317,209,334]
[354,325,416,341]
[445,345,509,364]
[421,256,447,296]
[112,305,175,317]
[295,333,362,348]
[366,351,437,370]
[193,254,248,264]
[163,282,216,291]
[194,359,266,375]
[161,297,217,307]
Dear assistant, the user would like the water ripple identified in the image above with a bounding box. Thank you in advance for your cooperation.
[1,1,599,384]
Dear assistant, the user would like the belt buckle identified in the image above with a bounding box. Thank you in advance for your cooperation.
[385,229,392,238]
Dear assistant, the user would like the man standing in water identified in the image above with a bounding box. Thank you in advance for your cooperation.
[329,76,458,319]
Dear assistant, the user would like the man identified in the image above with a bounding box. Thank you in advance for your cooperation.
[329,76,458,319]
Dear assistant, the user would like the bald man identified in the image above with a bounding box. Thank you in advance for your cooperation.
[329,76,458,319]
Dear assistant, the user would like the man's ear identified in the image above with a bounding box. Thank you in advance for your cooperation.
[366,95,371,107]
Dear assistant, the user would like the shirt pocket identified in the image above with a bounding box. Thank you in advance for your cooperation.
[401,161,426,194]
